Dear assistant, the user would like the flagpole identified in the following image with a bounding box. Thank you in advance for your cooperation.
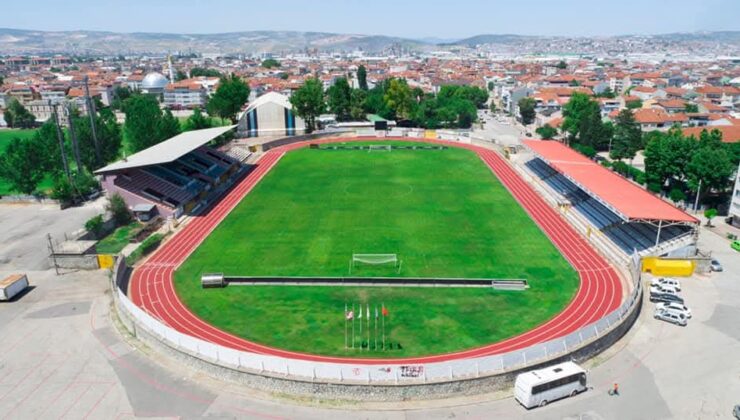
[382,302,386,351]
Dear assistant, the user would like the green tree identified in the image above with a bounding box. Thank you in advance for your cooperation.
[289,78,326,132]
[557,60,567,69]
[595,87,616,98]
[327,77,352,121]
[487,81,495,91]
[175,69,187,81]
[123,94,164,152]
[384,79,415,121]
[518,97,536,125]
[190,67,222,78]
[182,107,213,131]
[261,58,281,69]
[5,99,36,129]
[610,109,642,162]
[684,103,699,113]
[626,99,642,109]
[111,86,132,110]
[107,193,132,226]
[704,208,717,227]
[349,88,367,121]
[562,92,612,149]
[669,188,686,204]
[206,74,250,123]
[0,137,45,194]
[643,128,697,191]
[535,124,558,139]
[70,108,122,171]
[357,65,368,91]
[158,109,182,140]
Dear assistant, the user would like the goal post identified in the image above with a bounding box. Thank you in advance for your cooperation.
[368,144,392,152]
[350,253,401,274]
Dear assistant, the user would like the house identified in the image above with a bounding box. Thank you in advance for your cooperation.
[236,91,306,138]
[163,80,208,109]
[655,99,687,114]
[633,108,688,131]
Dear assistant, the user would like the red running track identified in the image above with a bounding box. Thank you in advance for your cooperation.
[129,137,622,364]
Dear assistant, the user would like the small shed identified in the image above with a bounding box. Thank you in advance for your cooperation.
[132,204,157,222]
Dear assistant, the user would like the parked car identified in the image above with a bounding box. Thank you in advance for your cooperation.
[654,308,688,326]
[733,404,740,419]
[651,277,681,291]
[656,302,692,318]
[650,284,680,296]
[710,259,723,272]
[732,241,740,252]
[650,292,685,304]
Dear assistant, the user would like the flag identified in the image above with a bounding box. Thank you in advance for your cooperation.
[346,310,354,320]
[382,306,389,316]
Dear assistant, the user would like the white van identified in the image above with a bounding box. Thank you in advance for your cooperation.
[0,274,29,301]
[514,361,587,408]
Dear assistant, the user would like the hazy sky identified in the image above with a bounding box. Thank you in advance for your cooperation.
[1,0,738,38]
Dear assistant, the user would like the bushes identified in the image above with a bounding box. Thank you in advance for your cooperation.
[669,188,686,204]
[573,144,596,158]
[126,233,164,265]
[85,214,105,238]
[610,160,646,185]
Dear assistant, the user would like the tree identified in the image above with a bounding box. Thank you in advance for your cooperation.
[189,67,222,78]
[595,87,616,98]
[357,65,368,91]
[0,137,45,194]
[487,81,495,91]
[684,103,699,113]
[206,74,250,123]
[175,69,187,81]
[261,58,281,69]
[384,79,415,121]
[111,86,132,110]
[536,124,558,139]
[562,92,612,149]
[669,188,686,204]
[289,78,325,132]
[489,101,497,113]
[518,97,536,125]
[643,128,697,191]
[557,60,567,69]
[70,107,122,171]
[158,109,181,140]
[5,99,36,129]
[704,208,717,227]
[123,94,164,152]
[107,193,131,226]
[327,77,352,121]
[182,107,213,131]
[610,109,642,162]
[349,88,367,121]
[626,99,642,109]
[686,144,734,192]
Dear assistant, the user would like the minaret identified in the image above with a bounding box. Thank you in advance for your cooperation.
[167,54,175,83]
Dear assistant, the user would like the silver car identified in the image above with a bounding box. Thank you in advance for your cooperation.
[710,259,723,272]
[654,308,688,326]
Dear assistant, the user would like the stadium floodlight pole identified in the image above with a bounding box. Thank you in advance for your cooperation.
[51,101,72,183]
[693,179,702,213]
[83,75,101,167]
[65,102,83,173]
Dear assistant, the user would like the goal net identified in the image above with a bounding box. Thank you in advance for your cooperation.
[350,253,401,274]
[368,145,392,152]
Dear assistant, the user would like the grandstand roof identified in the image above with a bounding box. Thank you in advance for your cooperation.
[95,125,236,174]
[522,140,698,223]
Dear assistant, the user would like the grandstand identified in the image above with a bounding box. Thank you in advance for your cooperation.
[95,126,246,219]
[522,140,699,256]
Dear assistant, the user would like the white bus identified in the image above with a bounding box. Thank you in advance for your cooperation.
[514,361,587,408]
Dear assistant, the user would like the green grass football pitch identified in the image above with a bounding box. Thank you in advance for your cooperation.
[174,143,578,357]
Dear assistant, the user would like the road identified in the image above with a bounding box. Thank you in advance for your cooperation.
[0,202,738,418]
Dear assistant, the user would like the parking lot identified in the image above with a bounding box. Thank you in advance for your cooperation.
[0,201,738,418]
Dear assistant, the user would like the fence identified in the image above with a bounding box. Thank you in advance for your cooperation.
[112,248,641,386]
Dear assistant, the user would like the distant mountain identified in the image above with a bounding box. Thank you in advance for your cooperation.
[441,34,537,47]
[0,28,428,55]
[444,31,740,47]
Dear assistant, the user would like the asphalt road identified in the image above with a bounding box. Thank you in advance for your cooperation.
[0,203,738,419]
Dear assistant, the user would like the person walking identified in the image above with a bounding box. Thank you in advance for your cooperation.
[612,382,619,396]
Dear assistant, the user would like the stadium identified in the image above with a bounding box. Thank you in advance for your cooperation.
[105,127,697,388]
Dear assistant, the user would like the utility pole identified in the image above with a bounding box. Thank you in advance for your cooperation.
[52,101,72,182]
[83,75,101,167]
[66,103,83,172]
[47,233,59,276]
[693,179,702,213]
